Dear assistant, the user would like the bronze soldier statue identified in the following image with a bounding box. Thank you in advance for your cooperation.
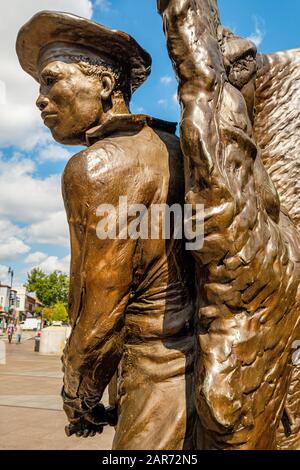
[16,11,196,450]
[158,0,300,450]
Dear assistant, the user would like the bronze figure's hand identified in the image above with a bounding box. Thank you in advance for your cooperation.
[65,421,103,439]
[64,402,118,438]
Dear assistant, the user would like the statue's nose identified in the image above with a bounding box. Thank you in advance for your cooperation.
[36,94,49,111]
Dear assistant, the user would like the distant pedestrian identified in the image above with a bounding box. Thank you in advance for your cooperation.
[7,320,14,344]
[16,322,23,344]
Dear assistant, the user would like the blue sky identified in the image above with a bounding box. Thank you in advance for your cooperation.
[0,0,300,287]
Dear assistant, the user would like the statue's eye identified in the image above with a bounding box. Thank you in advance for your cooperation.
[45,76,56,87]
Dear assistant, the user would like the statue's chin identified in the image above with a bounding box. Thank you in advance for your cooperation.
[51,129,86,146]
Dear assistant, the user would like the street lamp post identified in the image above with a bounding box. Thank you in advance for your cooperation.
[7,267,14,321]
[8,267,14,288]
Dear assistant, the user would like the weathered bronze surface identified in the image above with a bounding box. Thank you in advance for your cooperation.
[158,0,300,450]
[16,2,300,450]
[255,50,300,229]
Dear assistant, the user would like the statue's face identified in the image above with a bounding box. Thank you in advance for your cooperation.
[37,60,103,145]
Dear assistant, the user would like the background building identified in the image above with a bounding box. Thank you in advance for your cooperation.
[0,284,43,322]
[0,284,18,322]
[0,284,11,315]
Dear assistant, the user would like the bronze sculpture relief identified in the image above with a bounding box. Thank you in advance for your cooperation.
[255,50,300,229]
[16,1,300,450]
[158,0,300,450]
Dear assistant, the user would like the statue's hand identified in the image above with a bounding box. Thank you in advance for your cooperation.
[70,407,107,438]
[66,417,104,438]
[62,388,118,438]
[69,405,117,438]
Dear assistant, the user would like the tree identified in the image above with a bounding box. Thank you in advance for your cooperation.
[43,307,54,322]
[52,302,68,322]
[34,306,42,317]
[25,268,69,308]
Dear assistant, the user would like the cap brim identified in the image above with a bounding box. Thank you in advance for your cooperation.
[16,10,152,93]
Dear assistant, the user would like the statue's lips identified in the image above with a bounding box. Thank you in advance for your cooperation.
[41,112,58,126]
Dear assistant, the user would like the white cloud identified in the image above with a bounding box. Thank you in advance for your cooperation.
[158,99,168,108]
[0,238,30,261]
[0,153,63,224]
[172,92,178,104]
[0,219,24,239]
[27,211,69,247]
[24,252,70,274]
[247,16,265,48]
[0,219,30,262]
[0,265,10,284]
[0,0,93,149]
[25,251,48,265]
[160,76,173,85]
[0,80,6,105]
[157,91,179,109]
[95,0,112,13]
[37,254,71,274]
[131,104,144,114]
[38,144,72,163]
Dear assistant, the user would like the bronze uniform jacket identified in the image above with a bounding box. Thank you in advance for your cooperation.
[62,114,196,450]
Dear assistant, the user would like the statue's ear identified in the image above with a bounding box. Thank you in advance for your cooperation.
[100,72,115,101]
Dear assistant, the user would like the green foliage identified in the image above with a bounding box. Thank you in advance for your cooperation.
[52,302,68,322]
[42,307,54,322]
[34,306,42,316]
[25,268,69,308]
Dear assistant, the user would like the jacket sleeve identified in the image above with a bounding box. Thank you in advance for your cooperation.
[62,238,136,406]
[61,149,139,409]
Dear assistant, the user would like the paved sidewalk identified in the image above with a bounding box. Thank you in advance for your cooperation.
[0,339,114,450]
[0,330,36,342]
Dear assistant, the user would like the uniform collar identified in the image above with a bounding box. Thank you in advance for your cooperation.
[85,113,177,146]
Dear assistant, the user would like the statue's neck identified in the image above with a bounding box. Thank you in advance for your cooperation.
[100,94,130,126]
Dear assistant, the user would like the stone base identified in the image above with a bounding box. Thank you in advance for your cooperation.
[39,326,71,355]
[0,340,6,364]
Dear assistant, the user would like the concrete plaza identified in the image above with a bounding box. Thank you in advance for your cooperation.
[0,335,114,450]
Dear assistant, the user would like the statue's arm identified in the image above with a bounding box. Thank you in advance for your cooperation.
[158,0,223,181]
[158,0,257,264]
[62,241,132,398]
[61,152,136,423]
